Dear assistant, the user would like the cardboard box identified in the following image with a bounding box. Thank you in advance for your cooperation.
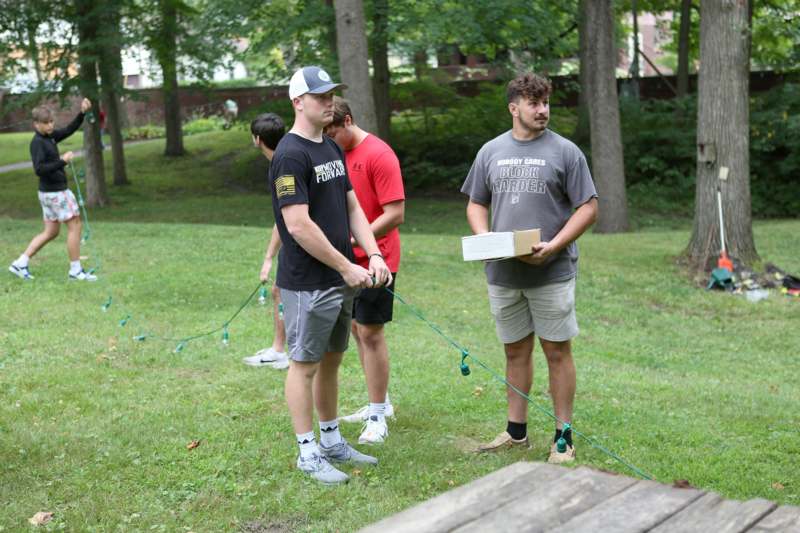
[461,229,541,261]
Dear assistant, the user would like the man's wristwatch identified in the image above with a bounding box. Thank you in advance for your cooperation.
[369,253,384,260]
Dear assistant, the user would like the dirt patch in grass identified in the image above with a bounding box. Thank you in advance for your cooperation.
[240,516,306,532]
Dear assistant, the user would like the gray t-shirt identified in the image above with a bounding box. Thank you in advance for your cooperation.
[460,129,597,288]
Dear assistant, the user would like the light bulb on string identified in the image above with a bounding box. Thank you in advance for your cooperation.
[222,327,230,346]
[101,296,112,312]
[258,286,267,305]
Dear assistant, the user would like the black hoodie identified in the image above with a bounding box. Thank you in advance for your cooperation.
[30,112,85,192]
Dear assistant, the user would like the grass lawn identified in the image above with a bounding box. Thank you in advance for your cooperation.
[1,130,799,531]
[0,132,84,168]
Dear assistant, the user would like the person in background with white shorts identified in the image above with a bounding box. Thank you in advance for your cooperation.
[461,72,598,463]
[9,98,96,282]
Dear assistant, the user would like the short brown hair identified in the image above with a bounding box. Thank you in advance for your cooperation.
[32,106,54,123]
[331,96,353,127]
[506,73,552,104]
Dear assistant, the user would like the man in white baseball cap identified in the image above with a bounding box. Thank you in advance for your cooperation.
[270,65,391,485]
[288,65,348,99]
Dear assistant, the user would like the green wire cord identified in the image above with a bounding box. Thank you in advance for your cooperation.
[386,286,654,481]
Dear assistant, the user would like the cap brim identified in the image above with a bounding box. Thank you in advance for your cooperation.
[306,82,347,94]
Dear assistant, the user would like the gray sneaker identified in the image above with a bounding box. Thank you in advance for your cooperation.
[319,439,378,466]
[296,453,349,485]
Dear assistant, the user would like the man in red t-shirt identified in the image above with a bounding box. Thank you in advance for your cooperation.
[324,96,405,444]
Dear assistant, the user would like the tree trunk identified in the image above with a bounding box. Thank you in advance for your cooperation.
[333,0,378,134]
[686,0,756,269]
[157,0,184,156]
[676,0,692,97]
[584,0,628,233]
[573,0,591,147]
[324,0,338,66]
[75,0,109,208]
[99,0,128,185]
[628,0,640,99]
[370,0,391,141]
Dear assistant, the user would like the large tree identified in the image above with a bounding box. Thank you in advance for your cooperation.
[676,0,693,97]
[369,0,391,141]
[75,0,109,207]
[334,0,378,134]
[686,0,757,268]
[153,0,184,156]
[582,0,629,233]
[97,0,129,184]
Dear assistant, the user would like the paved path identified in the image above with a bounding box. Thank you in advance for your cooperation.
[0,139,157,174]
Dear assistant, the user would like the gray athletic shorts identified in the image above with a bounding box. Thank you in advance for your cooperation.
[280,285,356,363]
[487,277,578,344]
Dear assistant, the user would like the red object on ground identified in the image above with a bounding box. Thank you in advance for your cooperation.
[718,250,734,271]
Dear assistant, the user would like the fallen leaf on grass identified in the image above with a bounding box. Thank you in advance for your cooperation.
[351,469,362,477]
[473,386,484,397]
[772,482,785,490]
[29,512,54,526]
[186,440,201,450]
[448,480,455,486]
[673,479,695,489]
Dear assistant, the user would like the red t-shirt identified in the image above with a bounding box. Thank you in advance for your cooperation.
[347,134,405,272]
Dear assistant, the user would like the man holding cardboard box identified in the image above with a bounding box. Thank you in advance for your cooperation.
[461,72,598,463]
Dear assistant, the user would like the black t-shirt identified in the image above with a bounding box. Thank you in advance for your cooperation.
[271,132,354,291]
[30,112,85,192]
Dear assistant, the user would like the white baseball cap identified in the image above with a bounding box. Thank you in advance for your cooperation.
[288,66,347,100]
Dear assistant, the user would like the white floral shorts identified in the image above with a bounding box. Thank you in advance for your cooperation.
[38,190,80,222]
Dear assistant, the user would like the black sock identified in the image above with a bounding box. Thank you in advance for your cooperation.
[554,428,573,446]
[506,421,527,440]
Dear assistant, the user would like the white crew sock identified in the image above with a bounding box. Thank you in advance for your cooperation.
[368,402,386,423]
[319,419,343,448]
[296,431,318,460]
[69,260,82,275]
[14,254,30,268]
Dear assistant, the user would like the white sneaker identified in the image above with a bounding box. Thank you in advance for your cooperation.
[341,403,395,423]
[358,416,389,445]
[9,264,34,280]
[69,269,97,281]
[270,353,290,370]
[242,347,286,367]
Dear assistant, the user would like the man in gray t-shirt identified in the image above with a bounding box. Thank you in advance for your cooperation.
[461,72,598,463]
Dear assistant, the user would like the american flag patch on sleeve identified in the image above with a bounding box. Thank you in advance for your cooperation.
[275,175,296,198]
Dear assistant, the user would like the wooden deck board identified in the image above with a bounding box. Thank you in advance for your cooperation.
[749,505,800,532]
[525,478,704,533]
[357,462,567,533]
[360,462,796,532]
[452,466,638,532]
[651,493,776,533]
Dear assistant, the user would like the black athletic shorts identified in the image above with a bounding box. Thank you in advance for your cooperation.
[353,273,397,325]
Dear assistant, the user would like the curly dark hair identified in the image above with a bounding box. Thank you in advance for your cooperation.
[506,73,552,104]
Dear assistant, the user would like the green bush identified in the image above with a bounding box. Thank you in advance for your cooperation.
[618,84,800,218]
[183,116,226,135]
[750,83,800,217]
[123,124,166,140]
[392,82,583,192]
[390,80,799,217]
